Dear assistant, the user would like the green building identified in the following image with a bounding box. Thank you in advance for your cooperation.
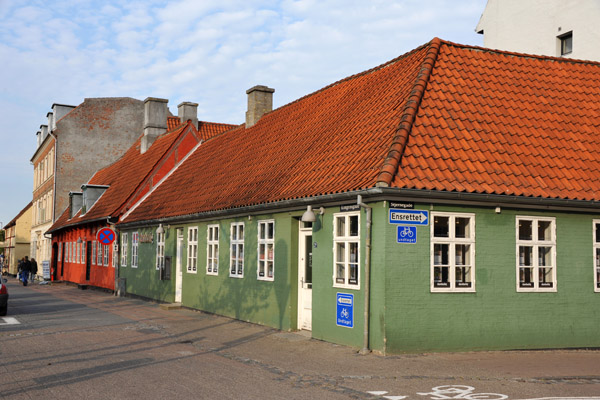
[116,39,600,353]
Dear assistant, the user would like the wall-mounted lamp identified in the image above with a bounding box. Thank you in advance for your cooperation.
[495,207,501,214]
[301,206,325,222]
[156,224,165,235]
[77,237,83,244]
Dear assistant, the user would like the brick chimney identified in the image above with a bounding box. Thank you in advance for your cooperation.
[178,102,198,127]
[40,125,48,141]
[141,97,168,153]
[245,85,274,128]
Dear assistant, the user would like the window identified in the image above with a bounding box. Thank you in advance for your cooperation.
[558,31,573,56]
[230,222,244,278]
[92,241,96,265]
[594,220,600,292]
[103,245,109,266]
[207,225,219,275]
[156,231,165,271]
[431,213,475,292]
[97,240,103,265]
[257,220,275,280]
[76,242,81,264]
[81,241,86,264]
[112,241,118,268]
[121,233,128,267]
[131,232,139,268]
[333,212,360,288]
[66,241,70,262]
[516,217,556,292]
[186,227,198,273]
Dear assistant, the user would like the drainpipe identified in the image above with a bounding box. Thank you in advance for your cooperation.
[49,131,58,223]
[357,195,372,354]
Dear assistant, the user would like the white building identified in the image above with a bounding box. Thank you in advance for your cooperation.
[476,0,600,62]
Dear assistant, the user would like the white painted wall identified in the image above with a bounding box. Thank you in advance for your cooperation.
[476,0,600,62]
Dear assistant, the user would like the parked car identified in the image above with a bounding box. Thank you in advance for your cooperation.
[0,278,8,316]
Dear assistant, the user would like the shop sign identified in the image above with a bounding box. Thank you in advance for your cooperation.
[139,233,154,243]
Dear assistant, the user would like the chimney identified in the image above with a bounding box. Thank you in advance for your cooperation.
[51,103,76,130]
[141,97,168,153]
[36,131,41,147]
[69,192,83,219]
[178,102,198,127]
[245,85,274,128]
[47,112,54,133]
[40,125,48,141]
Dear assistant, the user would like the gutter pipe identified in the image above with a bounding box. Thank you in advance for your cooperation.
[357,194,372,355]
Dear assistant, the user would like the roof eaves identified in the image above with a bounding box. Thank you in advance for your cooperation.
[376,37,442,187]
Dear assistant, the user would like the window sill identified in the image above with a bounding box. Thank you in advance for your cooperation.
[333,283,361,291]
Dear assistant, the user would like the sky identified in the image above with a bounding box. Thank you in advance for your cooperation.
[0,0,488,228]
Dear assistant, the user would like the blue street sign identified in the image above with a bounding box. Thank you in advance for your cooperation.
[389,209,429,225]
[336,293,354,328]
[97,228,116,245]
[397,226,417,244]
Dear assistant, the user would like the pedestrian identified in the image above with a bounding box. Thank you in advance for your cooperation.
[30,258,38,282]
[21,256,31,286]
[17,258,23,281]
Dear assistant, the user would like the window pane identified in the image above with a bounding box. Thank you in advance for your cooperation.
[538,221,551,241]
[258,260,265,277]
[434,216,449,238]
[538,246,552,266]
[519,267,534,287]
[455,217,470,239]
[349,262,358,285]
[267,243,274,261]
[336,216,345,237]
[336,243,345,263]
[336,263,345,284]
[268,222,274,239]
[232,226,237,241]
[349,215,359,237]
[539,267,553,288]
[259,223,265,240]
[433,244,449,265]
[259,243,265,260]
[434,266,449,287]
[267,261,273,278]
[238,225,244,240]
[519,246,533,266]
[596,224,600,243]
[519,220,532,241]
[349,242,358,264]
[455,244,470,266]
[455,266,472,288]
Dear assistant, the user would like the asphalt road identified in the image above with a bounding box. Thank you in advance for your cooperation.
[0,277,599,400]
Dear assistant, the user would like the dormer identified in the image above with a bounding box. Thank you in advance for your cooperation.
[81,184,109,215]
[69,192,83,219]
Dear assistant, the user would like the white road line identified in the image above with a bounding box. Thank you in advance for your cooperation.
[0,317,20,325]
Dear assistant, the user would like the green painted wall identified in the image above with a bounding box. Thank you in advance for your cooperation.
[119,227,175,303]
[382,204,600,353]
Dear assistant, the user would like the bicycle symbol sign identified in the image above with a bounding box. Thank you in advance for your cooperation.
[397,226,417,244]
[97,228,116,245]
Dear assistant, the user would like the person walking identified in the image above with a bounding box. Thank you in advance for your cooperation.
[30,258,38,282]
[17,258,24,281]
[21,256,31,286]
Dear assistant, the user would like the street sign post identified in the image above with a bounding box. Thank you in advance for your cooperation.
[97,227,116,246]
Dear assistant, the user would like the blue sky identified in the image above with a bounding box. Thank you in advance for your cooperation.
[0,0,487,226]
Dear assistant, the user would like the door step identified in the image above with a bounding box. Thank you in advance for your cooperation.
[159,302,182,310]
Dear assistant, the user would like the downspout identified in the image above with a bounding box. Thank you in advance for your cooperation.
[357,195,372,354]
[49,131,58,223]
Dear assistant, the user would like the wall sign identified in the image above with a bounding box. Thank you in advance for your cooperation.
[389,209,429,225]
[390,202,414,209]
[336,293,354,328]
[397,226,417,244]
[96,227,116,245]
[139,233,154,243]
[340,204,361,212]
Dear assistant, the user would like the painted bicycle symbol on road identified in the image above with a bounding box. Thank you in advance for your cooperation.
[417,385,507,400]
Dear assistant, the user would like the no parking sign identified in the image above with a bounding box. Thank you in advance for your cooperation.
[96,227,116,245]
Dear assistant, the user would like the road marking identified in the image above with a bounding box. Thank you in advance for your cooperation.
[368,386,600,400]
[0,317,20,325]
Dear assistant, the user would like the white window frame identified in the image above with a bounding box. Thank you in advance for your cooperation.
[66,241,70,263]
[229,222,244,278]
[81,241,86,264]
[103,244,109,267]
[112,241,118,268]
[131,232,139,268]
[207,225,219,276]
[156,231,165,271]
[430,212,476,293]
[97,240,103,266]
[257,220,275,281]
[121,232,128,267]
[187,227,198,273]
[92,241,96,266]
[593,220,600,292]
[76,242,81,264]
[333,212,360,289]
[516,216,557,292]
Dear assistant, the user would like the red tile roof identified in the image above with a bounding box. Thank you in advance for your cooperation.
[198,121,239,141]
[122,38,600,223]
[48,121,193,233]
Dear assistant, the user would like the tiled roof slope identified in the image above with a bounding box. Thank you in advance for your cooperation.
[198,121,239,141]
[391,41,600,200]
[123,38,600,224]
[48,121,189,232]
[122,42,434,222]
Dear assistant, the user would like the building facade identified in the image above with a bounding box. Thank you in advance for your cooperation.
[30,98,145,273]
[3,203,32,276]
[476,0,600,61]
